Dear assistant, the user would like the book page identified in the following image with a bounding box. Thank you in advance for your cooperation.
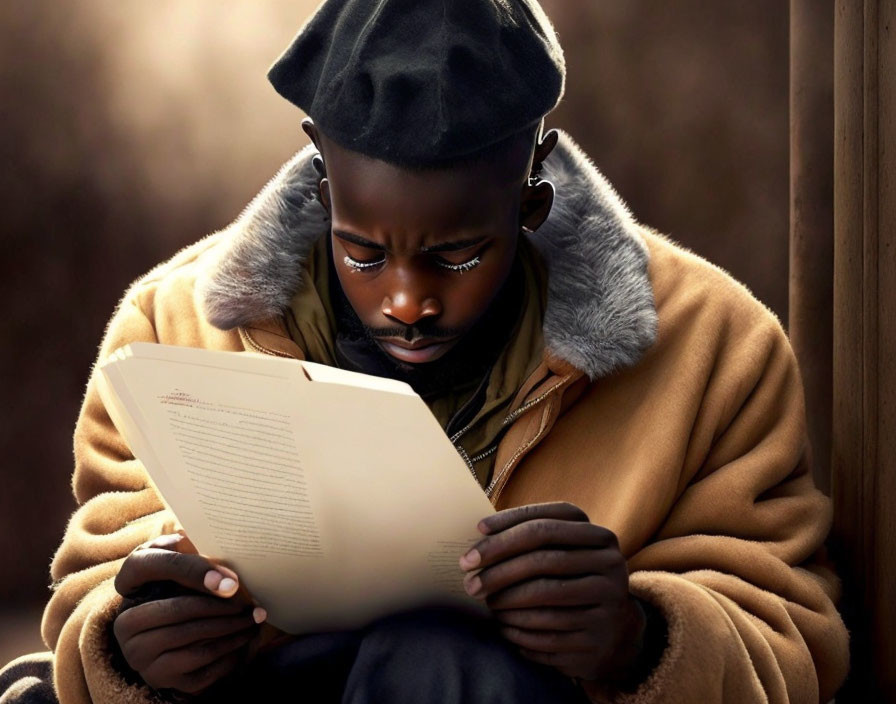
[156,390,322,559]
[101,343,494,633]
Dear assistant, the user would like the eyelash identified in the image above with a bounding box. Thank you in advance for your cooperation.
[342,254,482,274]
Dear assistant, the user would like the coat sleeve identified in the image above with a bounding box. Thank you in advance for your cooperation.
[584,305,849,704]
[41,292,182,704]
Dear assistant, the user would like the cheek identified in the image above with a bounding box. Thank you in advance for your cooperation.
[335,267,377,317]
[445,266,510,322]
[457,240,519,310]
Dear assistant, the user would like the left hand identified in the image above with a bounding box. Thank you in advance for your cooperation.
[458,502,647,683]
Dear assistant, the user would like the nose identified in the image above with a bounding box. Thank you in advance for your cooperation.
[381,290,442,326]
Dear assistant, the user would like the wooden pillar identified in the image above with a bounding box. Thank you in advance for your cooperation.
[832,0,896,699]
[789,0,833,494]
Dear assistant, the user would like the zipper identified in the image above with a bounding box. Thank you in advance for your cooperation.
[484,374,577,500]
[451,373,576,498]
[451,421,486,482]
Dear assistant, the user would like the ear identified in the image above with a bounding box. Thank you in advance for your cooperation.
[519,179,554,232]
[319,178,331,211]
[301,118,331,210]
[301,117,322,151]
[519,128,559,231]
[532,128,559,167]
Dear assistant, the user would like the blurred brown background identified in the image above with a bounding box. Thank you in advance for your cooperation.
[0,1,789,662]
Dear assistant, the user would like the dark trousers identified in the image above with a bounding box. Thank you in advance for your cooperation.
[217,606,590,704]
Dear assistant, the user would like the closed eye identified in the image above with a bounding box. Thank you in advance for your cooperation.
[343,254,385,270]
[343,252,483,274]
[434,255,481,273]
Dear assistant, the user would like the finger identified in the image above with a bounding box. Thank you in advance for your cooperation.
[464,548,621,599]
[499,625,597,654]
[176,649,246,696]
[136,533,186,551]
[133,532,203,559]
[115,549,240,599]
[492,606,601,632]
[460,521,618,571]
[142,628,255,691]
[114,595,249,644]
[487,575,621,610]
[121,613,260,672]
[478,502,589,535]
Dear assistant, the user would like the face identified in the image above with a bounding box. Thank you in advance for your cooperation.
[307,122,556,367]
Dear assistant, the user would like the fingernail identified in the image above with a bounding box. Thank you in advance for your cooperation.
[203,570,223,591]
[217,577,238,595]
[253,607,267,624]
[464,575,483,598]
[459,549,481,569]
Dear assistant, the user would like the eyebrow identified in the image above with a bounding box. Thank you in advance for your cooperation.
[333,229,487,253]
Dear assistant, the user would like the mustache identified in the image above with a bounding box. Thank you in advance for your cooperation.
[365,321,466,343]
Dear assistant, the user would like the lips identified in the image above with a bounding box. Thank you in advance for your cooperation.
[376,336,458,364]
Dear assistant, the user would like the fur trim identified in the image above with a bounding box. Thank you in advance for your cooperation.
[197,144,330,331]
[532,133,658,379]
[196,130,657,380]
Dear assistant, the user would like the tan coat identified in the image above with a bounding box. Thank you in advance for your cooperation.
[39,131,848,704]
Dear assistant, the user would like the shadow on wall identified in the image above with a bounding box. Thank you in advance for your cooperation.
[0,0,789,640]
[542,0,789,317]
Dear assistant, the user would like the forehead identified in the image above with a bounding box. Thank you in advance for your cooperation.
[319,132,528,235]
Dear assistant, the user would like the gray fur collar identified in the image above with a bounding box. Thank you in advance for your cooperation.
[196,130,658,380]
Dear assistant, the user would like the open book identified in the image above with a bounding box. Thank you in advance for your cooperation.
[96,342,494,634]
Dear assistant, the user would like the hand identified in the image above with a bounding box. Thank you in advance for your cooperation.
[458,502,647,683]
[112,533,267,696]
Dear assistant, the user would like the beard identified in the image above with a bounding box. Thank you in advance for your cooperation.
[327,241,524,400]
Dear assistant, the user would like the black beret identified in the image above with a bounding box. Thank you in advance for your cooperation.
[267,0,565,166]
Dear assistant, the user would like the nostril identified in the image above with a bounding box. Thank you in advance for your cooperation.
[421,298,442,317]
[382,293,441,326]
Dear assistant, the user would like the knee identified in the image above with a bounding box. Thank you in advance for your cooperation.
[343,606,581,704]
[362,606,509,668]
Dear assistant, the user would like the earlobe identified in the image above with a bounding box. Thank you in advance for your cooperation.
[519,179,555,233]
[520,127,558,231]
[319,178,331,211]
[303,117,331,210]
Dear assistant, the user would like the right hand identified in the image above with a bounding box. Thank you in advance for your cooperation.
[112,533,267,696]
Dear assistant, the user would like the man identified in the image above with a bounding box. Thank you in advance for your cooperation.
[0,0,849,702]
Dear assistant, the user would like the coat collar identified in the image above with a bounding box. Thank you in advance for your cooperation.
[196,130,658,380]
